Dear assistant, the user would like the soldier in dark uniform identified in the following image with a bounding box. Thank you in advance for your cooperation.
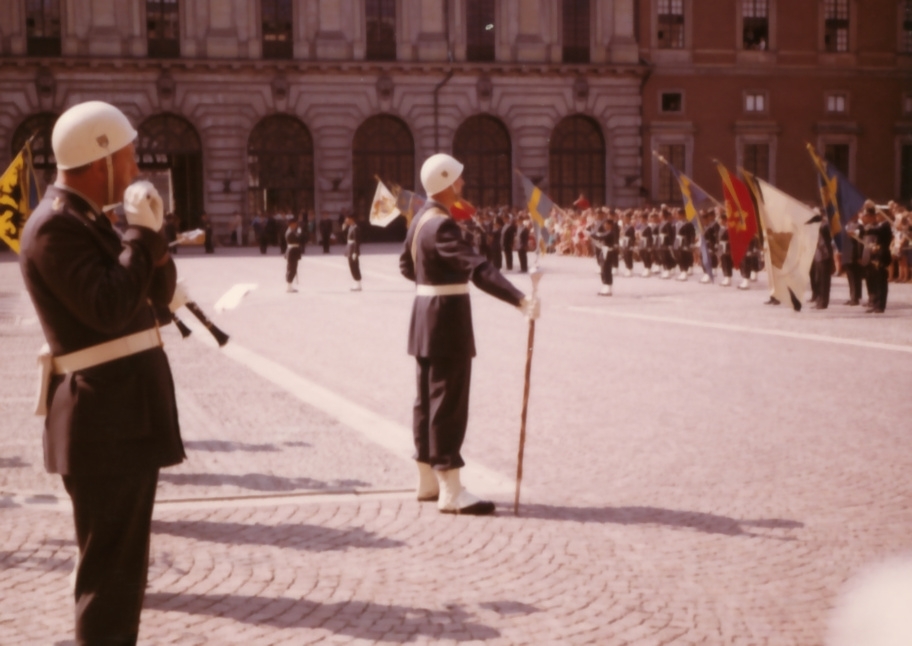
[673,208,696,281]
[343,213,363,291]
[319,212,333,253]
[619,211,636,277]
[658,207,676,278]
[639,212,656,277]
[718,213,733,286]
[19,101,185,645]
[810,215,834,309]
[591,216,618,296]
[489,216,504,269]
[700,210,720,284]
[501,214,517,271]
[400,153,539,515]
[842,212,864,305]
[285,218,304,292]
[860,200,893,313]
[264,213,277,253]
[517,215,531,273]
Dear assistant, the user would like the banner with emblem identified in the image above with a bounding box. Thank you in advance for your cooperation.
[395,188,425,227]
[743,172,819,311]
[715,162,759,269]
[0,141,41,253]
[369,178,401,228]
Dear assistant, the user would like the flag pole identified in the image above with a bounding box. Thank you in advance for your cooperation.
[651,150,724,208]
[514,267,542,516]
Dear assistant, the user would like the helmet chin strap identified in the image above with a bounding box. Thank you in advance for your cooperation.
[105,154,115,206]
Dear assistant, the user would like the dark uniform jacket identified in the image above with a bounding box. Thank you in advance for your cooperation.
[345,221,361,258]
[399,200,524,359]
[501,221,517,252]
[19,185,185,476]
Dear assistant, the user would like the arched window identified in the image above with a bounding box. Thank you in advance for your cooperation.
[549,115,606,207]
[247,114,314,221]
[11,112,57,188]
[137,113,204,229]
[353,114,414,241]
[453,114,512,207]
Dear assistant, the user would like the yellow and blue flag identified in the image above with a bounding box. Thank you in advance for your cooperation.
[806,144,866,248]
[664,160,718,280]
[516,170,554,253]
[0,142,41,253]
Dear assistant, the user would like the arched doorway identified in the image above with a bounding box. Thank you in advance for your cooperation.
[11,112,58,190]
[247,114,314,222]
[137,113,203,229]
[352,114,414,241]
[549,114,606,208]
[453,114,512,208]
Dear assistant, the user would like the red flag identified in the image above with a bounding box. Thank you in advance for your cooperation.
[716,163,758,268]
[450,199,476,221]
[573,194,590,210]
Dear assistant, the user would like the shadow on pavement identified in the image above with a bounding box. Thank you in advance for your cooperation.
[0,456,29,468]
[144,592,501,641]
[158,472,369,492]
[152,520,406,551]
[183,440,281,453]
[514,504,803,538]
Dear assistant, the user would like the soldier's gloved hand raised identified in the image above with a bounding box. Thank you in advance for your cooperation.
[168,279,190,313]
[124,180,164,232]
[518,296,541,320]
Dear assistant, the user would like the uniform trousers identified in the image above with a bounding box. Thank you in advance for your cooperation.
[641,249,653,269]
[348,255,362,281]
[623,249,634,270]
[720,254,733,277]
[518,248,528,273]
[866,265,889,310]
[844,263,863,303]
[676,248,693,272]
[413,356,471,471]
[600,254,615,286]
[63,469,159,646]
[503,248,513,271]
[286,247,301,283]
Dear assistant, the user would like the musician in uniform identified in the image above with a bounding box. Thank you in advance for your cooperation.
[842,212,864,305]
[517,215,531,273]
[19,101,186,645]
[400,153,540,515]
[700,210,720,284]
[809,215,834,309]
[285,218,304,292]
[718,213,733,286]
[639,212,656,277]
[343,213,363,291]
[859,200,893,313]
[501,214,517,271]
[673,207,695,281]
[620,211,637,277]
[658,207,676,279]
[591,216,618,296]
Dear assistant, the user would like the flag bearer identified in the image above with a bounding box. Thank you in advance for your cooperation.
[343,212,362,291]
[400,153,540,515]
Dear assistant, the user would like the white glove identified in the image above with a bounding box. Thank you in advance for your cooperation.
[123,180,164,232]
[518,296,541,320]
[351,253,358,262]
[168,279,190,313]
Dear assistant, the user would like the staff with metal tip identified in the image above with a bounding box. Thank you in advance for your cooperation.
[514,267,542,515]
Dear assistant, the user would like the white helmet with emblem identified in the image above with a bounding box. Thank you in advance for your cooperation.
[52,101,138,170]
[420,153,464,197]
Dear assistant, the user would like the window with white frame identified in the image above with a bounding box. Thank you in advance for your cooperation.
[826,93,848,114]
[657,0,685,49]
[745,91,767,113]
[742,0,769,50]
[824,0,849,52]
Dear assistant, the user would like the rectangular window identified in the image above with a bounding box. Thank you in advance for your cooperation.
[743,143,770,181]
[742,0,768,50]
[661,92,683,113]
[901,144,912,202]
[658,143,685,202]
[826,93,848,114]
[262,0,293,59]
[466,0,495,62]
[562,0,590,63]
[903,1,912,53]
[657,0,685,49]
[824,0,849,52]
[745,92,767,113]
[825,143,850,177]
[366,0,397,61]
[26,0,61,56]
[147,0,180,59]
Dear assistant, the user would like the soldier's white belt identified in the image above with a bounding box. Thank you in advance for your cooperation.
[34,327,163,416]
[416,283,469,296]
[287,243,299,248]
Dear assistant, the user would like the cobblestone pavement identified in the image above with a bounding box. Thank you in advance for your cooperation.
[2,244,911,645]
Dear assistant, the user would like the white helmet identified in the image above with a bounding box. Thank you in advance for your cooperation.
[421,153,464,196]
[52,101,138,170]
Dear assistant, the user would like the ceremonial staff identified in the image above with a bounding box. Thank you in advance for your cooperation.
[514,267,542,515]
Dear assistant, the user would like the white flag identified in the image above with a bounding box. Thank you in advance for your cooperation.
[753,177,820,310]
[369,180,400,228]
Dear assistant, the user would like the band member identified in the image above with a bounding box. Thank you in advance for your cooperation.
[658,207,675,278]
[343,213,362,291]
[620,211,636,277]
[860,200,893,313]
[489,216,504,269]
[718,213,733,286]
[19,100,185,645]
[810,215,834,309]
[319,212,333,253]
[701,210,720,284]
[501,214,517,271]
[591,217,618,296]
[400,153,539,515]
[842,213,864,305]
[517,215,531,273]
[639,212,656,277]
[673,208,695,281]
[285,218,304,292]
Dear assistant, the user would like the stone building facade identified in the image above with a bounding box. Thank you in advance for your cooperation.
[0,1,908,240]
